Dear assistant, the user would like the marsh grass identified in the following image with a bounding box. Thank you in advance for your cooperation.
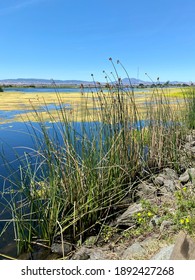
[184,87,195,129]
[0,61,192,256]
[144,89,185,170]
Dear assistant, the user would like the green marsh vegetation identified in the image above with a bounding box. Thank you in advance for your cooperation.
[184,88,195,129]
[0,59,194,256]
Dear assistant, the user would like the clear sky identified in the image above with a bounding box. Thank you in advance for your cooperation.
[0,0,195,82]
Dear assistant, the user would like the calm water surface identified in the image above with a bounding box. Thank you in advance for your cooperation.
[0,120,110,255]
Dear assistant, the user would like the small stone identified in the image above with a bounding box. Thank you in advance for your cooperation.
[89,249,107,260]
[191,147,195,153]
[72,246,90,260]
[136,182,157,199]
[154,168,178,189]
[151,245,174,260]
[72,246,107,260]
[163,179,173,189]
[115,203,142,227]
[188,168,195,178]
[184,142,195,154]
[163,168,178,180]
[179,173,189,183]
[84,236,97,247]
[51,242,72,256]
[179,168,195,183]
[122,242,146,259]
[154,176,165,186]
[189,141,195,147]
[158,180,178,195]
[160,220,174,233]
[163,179,176,192]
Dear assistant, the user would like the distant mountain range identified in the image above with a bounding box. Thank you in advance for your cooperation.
[121,78,185,85]
[0,78,90,85]
[0,78,187,85]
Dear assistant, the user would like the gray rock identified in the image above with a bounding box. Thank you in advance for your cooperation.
[163,168,178,180]
[160,220,174,233]
[179,172,190,183]
[72,246,90,260]
[154,168,178,193]
[154,176,164,186]
[84,236,97,247]
[136,182,157,199]
[89,249,107,260]
[140,234,159,246]
[151,245,174,260]
[170,231,195,260]
[51,242,72,256]
[179,168,195,183]
[72,246,107,260]
[122,242,146,259]
[189,141,195,147]
[184,142,195,154]
[188,168,195,179]
[157,180,178,195]
[163,179,176,192]
[115,203,142,226]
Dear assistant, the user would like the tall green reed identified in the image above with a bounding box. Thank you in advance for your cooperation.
[144,89,185,170]
[184,87,195,129]
[0,60,189,254]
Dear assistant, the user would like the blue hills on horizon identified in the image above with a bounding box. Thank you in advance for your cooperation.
[0,77,186,85]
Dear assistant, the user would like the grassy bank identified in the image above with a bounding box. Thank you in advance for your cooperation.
[0,63,194,256]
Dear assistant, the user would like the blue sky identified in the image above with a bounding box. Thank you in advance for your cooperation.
[0,0,195,82]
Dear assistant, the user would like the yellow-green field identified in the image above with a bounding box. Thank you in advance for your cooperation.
[0,88,186,123]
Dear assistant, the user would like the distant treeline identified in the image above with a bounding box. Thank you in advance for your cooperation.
[0,82,192,90]
[0,84,81,89]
